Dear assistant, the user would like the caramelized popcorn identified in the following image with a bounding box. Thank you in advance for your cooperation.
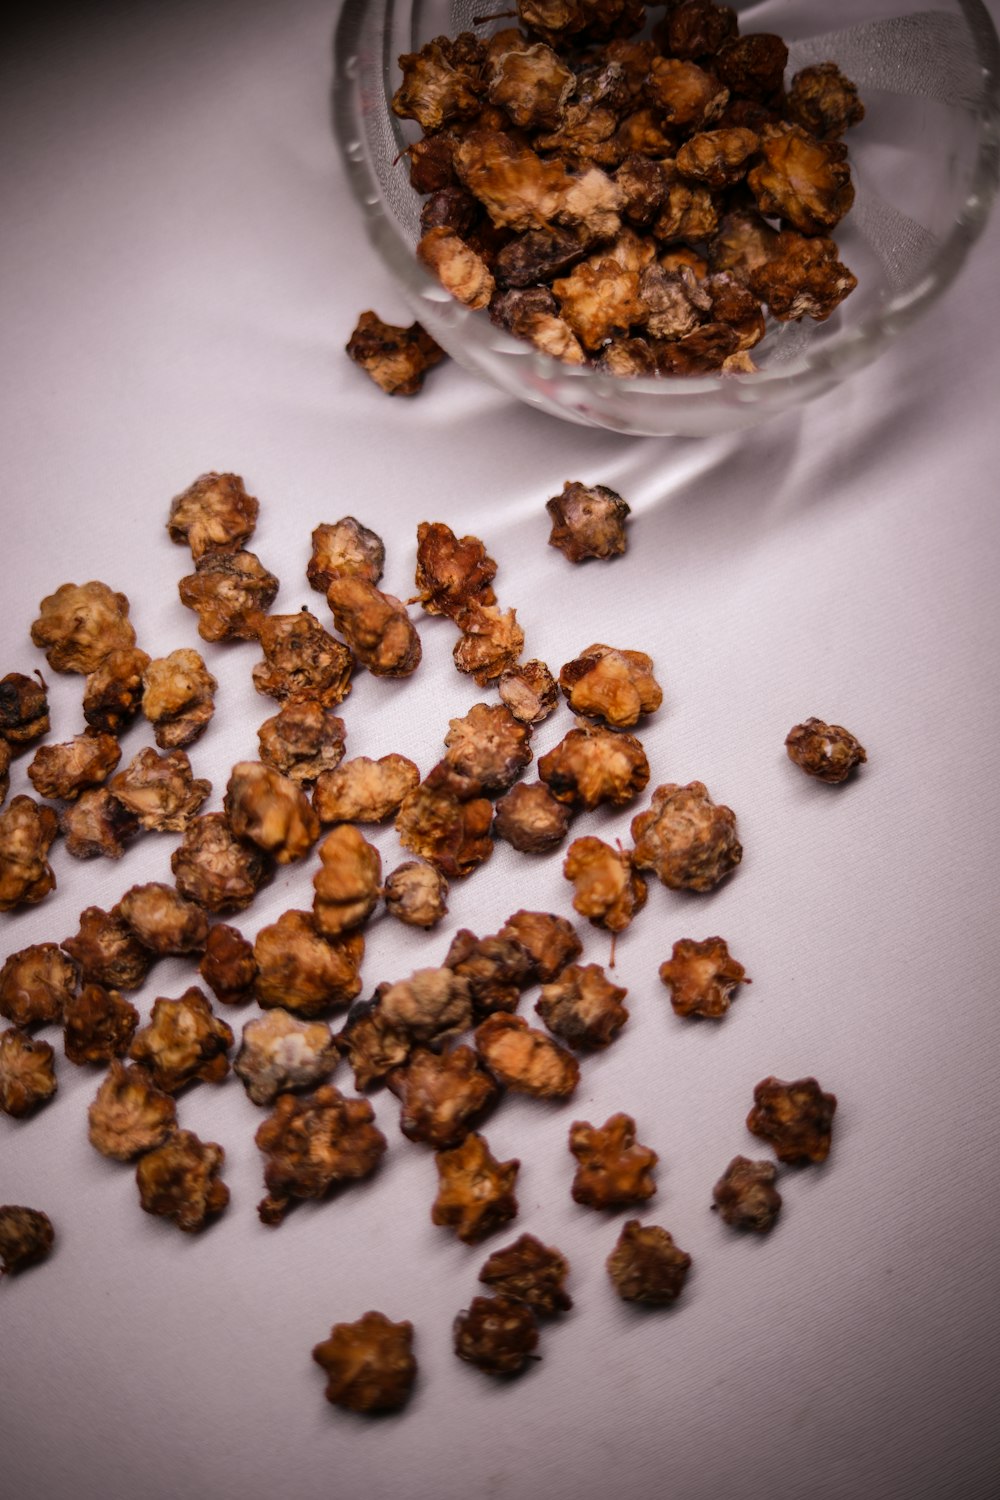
[257,700,347,787]
[453,1295,538,1375]
[396,761,494,877]
[493,780,570,854]
[414,521,497,620]
[417,226,496,310]
[478,1233,571,1315]
[0,1028,57,1117]
[444,702,532,793]
[475,1014,579,1099]
[307,516,386,594]
[499,909,582,983]
[142,648,217,750]
[535,962,628,1050]
[167,471,259,560]
[198,923,257,1006]
[788,63,864,141]
[0,670,50,747]
[82,647,150,734]
[750,231,857,323]
[489,38,574,130]
[747,1076,837,1166]
[709,205,780,281]
[136,1130,229,1232]
[661,0,738,61]
[383,860,449,929]
[392,34,485,133]
[0,944,77,1029]
[379,967,472,1047]
[87,1060,177,1160]
[444,929,533,1018]
[569,1112,658,1209]
[546,481,630,563]
[171,811,271,912]
[337,995,413,1091]
[313,1311,417,1414]
[30,580,136,674]
[388,1045,499,1149]
[27,730,121,801]
[715,32,788,100]
[712,1155,782,1232]
[234,1010,338,1106]
[607,1219,692,1304]
[61,788,139,859]
[252,608,354,708]
[255,1084,387,1225]
[312,754,418,824]
[558,644,661,729]
[312,824,382,936]
[563,835,647,933]
[658,936,750,1019]
[177,550,279,642]
[785,717,867,783]
[748,126,854,236]
[63,983,139,1065]
[0,795,59,911]
[129,987,233,1093]
[326,576,422,679]
[0,1205,55,1276]
[432,1131,520,1244]
[631,780,741,892]
[552,258,644,349]
[539,722,649,810]
[346,311,446,397]
[109,746,211,832]
[498,659,559,724]
[452,602,525,686]
[254,909,364,1016]
[62,905,153,990]
[117,882,209,956]
[224,760,319,864]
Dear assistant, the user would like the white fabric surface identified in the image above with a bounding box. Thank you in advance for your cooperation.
[2,4,999,1498]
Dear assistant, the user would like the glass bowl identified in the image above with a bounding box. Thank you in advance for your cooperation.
[333,0,1000,436]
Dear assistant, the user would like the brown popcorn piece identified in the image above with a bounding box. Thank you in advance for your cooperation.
[417,226,496,310]
[675,126,759,188]
[788,63,864,141]
[454,1295,538,1375]
[656,322,740,375]
[563,835,648,934]
[475,1014,580,1100]
[254,909,364,1016]
[716,33,788,100]
[166,471,259,561]
[658,936,750,1019]
[253,609,354,708]
[631,780,741,892]
[498,659,559,725]
[62,905,153,991]
[129,987,233,1093]
[451,130,568,235]
[645,57,729,130]
[307,517,386,594]
[63,984,139,1065]
[0,795,59,911]
[337,995,413,1091]
[142,648,217,750]
[747,1076,838,1166]
[499,909,582,984]
[379,967,473,1048]
[225,760,320,865]
[539,722,649,811]
[0,944,77,1029]
[313,754,418,824]
[234,1010,338,1106]
[444,930,533,1019]
[0,671,50,748]
[116,882,209,957]
[388,1045,499,1149]
[392,34,485,133]
[136,1130,229,1233]
[552,259,644,350]
[171,812,271,913]
[488,39,574,131]
[661,0,738,61]
[414,521,497,620]
[546,481,630,563]
[569,1112,658,1209]
[346,311,446,397]
[705,272,766,350]
[493,230,587,290]
[478,1233,572,1316]
[177,551,279,642]
[82,647,150,734]
[521,0,645,48]
[0,1028,57,1117]
[198,923,257,1006]
[785,717,867,783]
[396,761,494,878]
[312,825,382,937]
[326,576,422,679]
[749,232,857,322]
[748,126,854,236]
[432,1131,520,1244]
[61,788,140,859]
[256,1084,387,1225]
[536,963,628,1051]
[712,1155,782,1232]
[87,1060,177,1160]
[109,746,211,832]
[607,1220,692,1304]
[489,288,587,364]
[444,703,532,794]
[636,265,704,340]
[558,644,662,730]
[0,1206,55,1276]
[30,581,136,674]
[257,700,347,787]
[452,602,525,687]
[614,155,669,227]
[407,131,460,195]
[383,860,449,929]
[494,781,571,854]
[27,731,121,801]
[313,1311,417,1414]
[708,205,780,282]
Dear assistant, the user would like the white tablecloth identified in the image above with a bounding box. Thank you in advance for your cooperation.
[2,4,999,1497]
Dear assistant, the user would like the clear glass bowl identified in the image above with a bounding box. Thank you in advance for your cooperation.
[334,0,1000,436]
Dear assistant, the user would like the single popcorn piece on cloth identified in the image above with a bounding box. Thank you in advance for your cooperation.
[171,813,271,913]
[234,1010,338,1107]
[0,670,50,747]
[630,780,741,892]
[87,1060,178,1161]
[475,1014,580,1099]
[313,1311,417,1413]
[0,944,78,1029]
[0,796,59,911]
[785,717,867,783]
[712,1156,782,1232]
[387,1045,500,1150]
[546,482,630,562]
[657,936,750,1019]
[431,1131,520,1244]
[255,1085,388,1226]
[135,1130,230,1234]
[346,310,446,396]
[63,984,140,1065]
[166,471,259,561]
[0,1206,55,1276]
[82,647,150,734]
[128,987,233,1094]
[569,1112,658,1209]
[258,701,348,787]
[746,1076,838,1165]
[606,1219,692,1304]
[308,516,386,594]
[30,580,136,674]
[0,1028,57,1118]
[535,963,629,1051]
[478,1233,572,1316]
[563,834,648,932]
[558,644,662,729]
[453,1295,539,1375]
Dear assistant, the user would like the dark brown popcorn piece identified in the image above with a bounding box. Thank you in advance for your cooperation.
[63,984,139,1065]
[656,322,740,375]
[224,760,319,864]
[110,746,211,832]
[705,272,766,350]
[749,232,857,322]
[0,795,59,911]
[198,923,257,1006]
[631,780,741,892]
[327,576,422,679]
[444,703,532,794]
[498,659,558,725]
[0,944,77,1029]
[0,1028,57,1117]
[27,730,121,801]
[166,471,259,561]
[475,1013,579,1099]
[546,481,630,563]
[346,311,446,397]
[254,909,364,1016]
[417,226,496,310]
[117,881,209,956]
[638,265,705,341]
[563,835,648,934]
[383,860,449,929]
[414,521,497,620]
[392,34,485,133]
[257,700,346,787]
[86,1060,177,1160]
[252,609,354,708]
[312,824,382,937]
[396,761,494,878]
[493,230,588,289]
[493,780,570,854]
[313,1312,417,1414]
[489,290,587,364]
[569,1112,658,1209]
[421,184,480,237]
[407,132,459,195]
[658,936,750,1019]
[337,995,413,1091]
[0,1206,55,1276]
[313,754,418,824]
[129,986,233,1093]
[478,1233,571,1316]
[607,1220,692,1304]
[452,602,525,687]
[785,717,867,783]
[82,647,151,734]
[142,648,217,750]
[536,962,628,1050]
[307,517,386,595]
[539,722,649,810]
[136,1130,229,1233]
[747,1076,837,1166]
[596,337,659,377]
[0,671,50,748]
[676,126,759,188]
[520,0,645,48]
[558,644,662,730]
[379,967,473,1048]
[177,551,279,642]
[614,155,669,227]
[444,929,533,1018]
[488,39,574,131]
[454,1295,538,1375]
[61,787,139,859]
[255,1084,387,1225]
[661,0,738,61]
[171,811,271,913]
[712,1155,782,1232]
[645,57,729,131]
[708,206,780,282]
[748,126,854,236]
[788,63,865,141]
[432,1131,520,1244]
[30,581,136,674]
[715,33,788,101]
[234,1010,338,1106]
[62,905,153,991]
[388,1045,499,1149]
[499,909,582,984]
